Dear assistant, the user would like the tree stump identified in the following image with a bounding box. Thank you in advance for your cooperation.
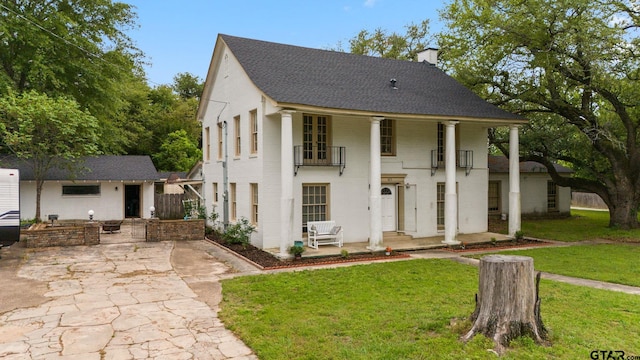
[461,255,548,353]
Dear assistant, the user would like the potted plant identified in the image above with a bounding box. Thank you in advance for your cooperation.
[385,246,392,256]
[288,244,305,259]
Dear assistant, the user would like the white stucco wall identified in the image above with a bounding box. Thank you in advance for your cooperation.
[20,181,155,221]
[201,45,267,246]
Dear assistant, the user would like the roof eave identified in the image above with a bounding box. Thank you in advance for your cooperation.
[271,102,528,125]
[197,35,226,121]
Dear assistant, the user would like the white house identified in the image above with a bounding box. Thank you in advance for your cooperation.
[198,34,528,255]
[488,156,572,217]
[6,155,158,221]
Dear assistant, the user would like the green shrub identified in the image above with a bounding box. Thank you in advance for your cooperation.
[222,218,255,247]
[288,245,305,257]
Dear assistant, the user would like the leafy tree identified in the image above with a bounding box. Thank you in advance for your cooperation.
[124,83,201,159]
[152,129,201,172]
[0,91,100,221]
[439,0,640,229]
[0,0,142,153]
[172,72,204,100]
[112,74,155,155]
[348,20,433,60]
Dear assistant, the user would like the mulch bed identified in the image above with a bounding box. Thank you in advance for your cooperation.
[442,239,549,253]
[207,235,410,270]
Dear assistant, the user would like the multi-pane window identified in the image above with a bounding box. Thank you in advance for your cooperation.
[204,126,210,161]
[230,183,237,220]
[380,119,395,156]
[436,122,460,166]
[303,114,330,164]
[547,181,558,211]
[302,184,329,232]
[234,115,241,157]
[437,123,445,165]
[212,183,218,204]
[250,109,258,154]
[488,181,501,213]
[217,126,223,160]
[436,182,445,230]
[250,183,258,225]
[62,185,100,195]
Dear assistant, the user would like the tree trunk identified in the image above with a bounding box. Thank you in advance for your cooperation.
[35,179,44,223]
[609,197,639,229]
[461,255,548,354]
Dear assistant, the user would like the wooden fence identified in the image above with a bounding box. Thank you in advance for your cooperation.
[154,193,186,219]
[571,192,607,209]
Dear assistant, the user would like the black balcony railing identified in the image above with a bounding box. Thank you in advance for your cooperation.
[294,145,346,175]
[431,149,474,176]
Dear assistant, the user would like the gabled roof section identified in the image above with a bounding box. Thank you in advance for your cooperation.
[488,155,573,174]
[2,155,159,181]
[219,34,525,122]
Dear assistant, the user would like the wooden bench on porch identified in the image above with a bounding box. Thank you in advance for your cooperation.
[307,220,343,249]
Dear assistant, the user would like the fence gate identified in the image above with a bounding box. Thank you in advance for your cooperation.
[131,218,146,240]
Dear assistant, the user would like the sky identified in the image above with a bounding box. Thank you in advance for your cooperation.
[124,0,446,87]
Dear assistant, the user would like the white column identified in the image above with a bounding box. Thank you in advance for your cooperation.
[442,121,460,245]
[368,117,383,250]
[508,125,521,236]
[279,110,295,257]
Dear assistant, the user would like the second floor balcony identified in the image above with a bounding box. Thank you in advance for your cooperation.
[431,149,474,176]
[294,145,346,176]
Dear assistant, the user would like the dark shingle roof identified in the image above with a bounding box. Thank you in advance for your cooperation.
[220,34,524,121]
[488,155,573,174]
[2,155,159,181]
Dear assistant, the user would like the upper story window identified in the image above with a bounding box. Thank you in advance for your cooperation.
[303,114,331,163]
[436,122,460,166]
[204,126,211,161]
[234,115,241,157]
[380,119,395,156]
[437,123,445,164]
[250,109,258,154]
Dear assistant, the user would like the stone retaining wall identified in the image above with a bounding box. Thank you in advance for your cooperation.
[22,223,100,248]
[146,219,204,242]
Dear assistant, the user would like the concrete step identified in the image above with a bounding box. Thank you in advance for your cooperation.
[383,232,413,242]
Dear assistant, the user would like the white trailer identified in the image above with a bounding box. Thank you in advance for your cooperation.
[0,168,20,245]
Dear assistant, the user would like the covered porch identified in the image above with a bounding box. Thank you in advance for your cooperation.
[266,231,511,258]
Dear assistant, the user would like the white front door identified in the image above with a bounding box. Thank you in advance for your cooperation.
[381,186,396,231]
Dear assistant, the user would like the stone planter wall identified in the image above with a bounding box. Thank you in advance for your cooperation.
[146,219,204,242]
[22,222,100,248]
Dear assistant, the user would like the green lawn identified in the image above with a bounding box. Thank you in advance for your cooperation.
[467,244,640,287]
[493,209,640,242]
[220,260,640,359]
